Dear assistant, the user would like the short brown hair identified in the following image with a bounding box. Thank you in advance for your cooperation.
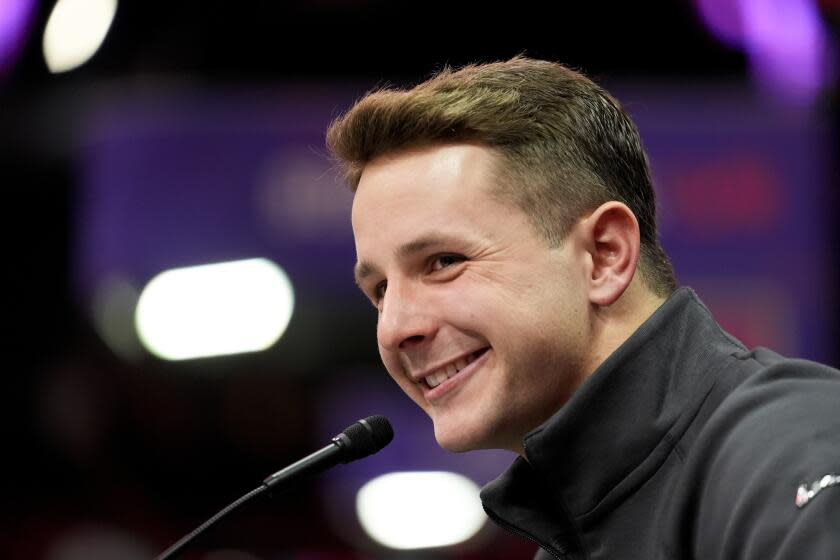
[327,56,676,297]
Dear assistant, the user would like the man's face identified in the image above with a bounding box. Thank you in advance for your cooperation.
[351,144,593,453]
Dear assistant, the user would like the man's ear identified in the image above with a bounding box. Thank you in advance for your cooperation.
[579,201,641,307]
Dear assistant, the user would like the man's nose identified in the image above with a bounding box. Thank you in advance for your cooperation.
[377,281,436,351]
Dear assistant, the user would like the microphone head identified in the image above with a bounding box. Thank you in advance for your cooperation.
[336,415,394,462]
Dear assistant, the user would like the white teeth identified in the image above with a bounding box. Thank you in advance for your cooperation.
[426,371,448,387]
[432,372,448,387]
[424,354,478,388]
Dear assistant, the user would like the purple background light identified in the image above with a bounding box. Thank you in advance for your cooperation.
[76,89,360,301]
[741,0,836,101]
[693,0,837,102]
[0,0,36,76]
[694,0,746,47]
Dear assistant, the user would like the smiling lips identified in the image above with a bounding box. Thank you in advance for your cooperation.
[421,348,489,389]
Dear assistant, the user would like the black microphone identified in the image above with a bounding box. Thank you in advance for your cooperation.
[263,415,393,489]
[155,415,394,560]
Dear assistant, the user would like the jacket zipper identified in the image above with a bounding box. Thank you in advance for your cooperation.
[482,505,568,560]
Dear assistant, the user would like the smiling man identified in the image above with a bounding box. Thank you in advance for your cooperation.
[350,143,664,455]
[327,57,840,559]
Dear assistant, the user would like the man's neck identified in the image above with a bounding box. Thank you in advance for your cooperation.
[584,279,668,383]
[513,280,669,458]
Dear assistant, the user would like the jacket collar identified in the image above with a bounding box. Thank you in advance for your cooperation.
[482,288,745,528]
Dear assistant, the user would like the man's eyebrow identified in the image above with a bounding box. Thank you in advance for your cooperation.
[354,260,377,287]
[353,234,463,287]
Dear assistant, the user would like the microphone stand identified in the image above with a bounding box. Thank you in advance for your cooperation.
[154,416,393,560]
[155,485,267,560]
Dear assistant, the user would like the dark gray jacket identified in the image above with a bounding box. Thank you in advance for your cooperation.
[481,288,840,559]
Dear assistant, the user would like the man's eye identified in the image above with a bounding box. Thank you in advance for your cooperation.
[431,254,466,271]
[373,281,387,300]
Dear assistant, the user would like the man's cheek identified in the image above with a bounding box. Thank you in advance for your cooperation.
[378,349,399,376]
[379,354,409,389]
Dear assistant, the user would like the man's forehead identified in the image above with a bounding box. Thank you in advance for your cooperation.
[352,171,500,237]
[355,143,502,196]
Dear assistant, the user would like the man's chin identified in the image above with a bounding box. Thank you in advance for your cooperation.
[433,422,492,453]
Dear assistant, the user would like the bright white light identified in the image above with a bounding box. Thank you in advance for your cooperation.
[356,471,486,550]
[135,258,295,361]
[42,0,117,73]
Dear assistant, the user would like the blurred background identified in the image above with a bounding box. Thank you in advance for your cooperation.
[2,1,839,559]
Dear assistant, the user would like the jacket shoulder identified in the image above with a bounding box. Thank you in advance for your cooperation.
[683,355,840,559]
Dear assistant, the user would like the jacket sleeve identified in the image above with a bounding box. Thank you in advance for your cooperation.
[690,361,840,559]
